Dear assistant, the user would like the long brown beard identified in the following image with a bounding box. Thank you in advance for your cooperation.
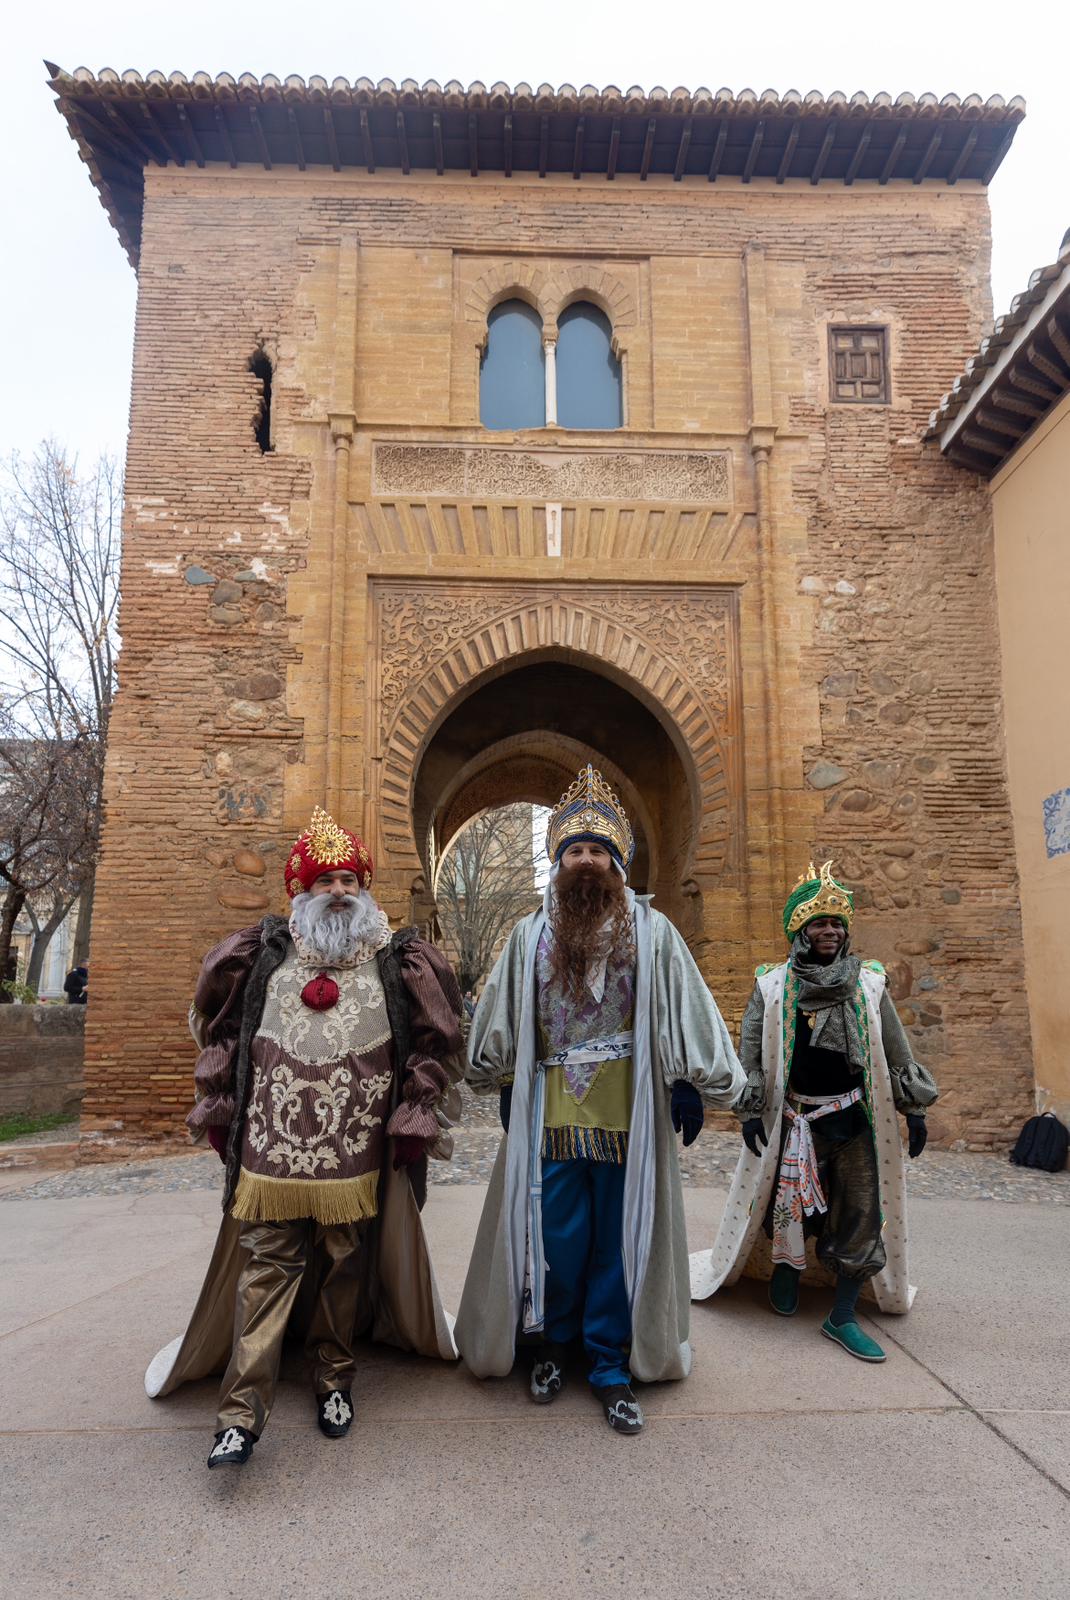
[549,864,633,1002]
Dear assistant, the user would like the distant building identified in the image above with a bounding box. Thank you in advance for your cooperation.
[929,230,1070,1127]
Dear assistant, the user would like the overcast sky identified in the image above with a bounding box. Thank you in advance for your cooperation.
[3,0,1066,465]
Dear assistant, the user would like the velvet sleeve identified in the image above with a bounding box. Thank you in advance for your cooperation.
[385,938,465,1141]
[185,924,262,1136]
[651,912,746,1107]
[879,990,939,1115]
[733,983,769,1119]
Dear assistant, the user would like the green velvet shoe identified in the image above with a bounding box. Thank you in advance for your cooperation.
[768,1264,801,1317]
[820,1316,886,1362]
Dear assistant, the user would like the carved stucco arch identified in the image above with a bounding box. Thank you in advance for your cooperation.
[370,581,742,893]
[466,259,638,336]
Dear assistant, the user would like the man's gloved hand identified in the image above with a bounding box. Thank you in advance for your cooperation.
[741,1117,769,1157]
[207,1125,228,1162]
[499,1083,513,1134]
[392,1135,427,1170]
[671,1081,704,1147]
[906,1114,928,1160]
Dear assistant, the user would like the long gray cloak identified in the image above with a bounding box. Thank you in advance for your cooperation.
[454,893,745,1382]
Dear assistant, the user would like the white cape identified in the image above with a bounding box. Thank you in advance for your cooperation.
[689,963,915,1314]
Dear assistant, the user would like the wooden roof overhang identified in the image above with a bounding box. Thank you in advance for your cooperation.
[46,67,1026,269]
[928,242,1070,477]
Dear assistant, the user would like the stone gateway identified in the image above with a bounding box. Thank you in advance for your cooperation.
[47,69,1032,1147]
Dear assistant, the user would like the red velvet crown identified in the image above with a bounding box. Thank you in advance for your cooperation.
[285,806,373,899]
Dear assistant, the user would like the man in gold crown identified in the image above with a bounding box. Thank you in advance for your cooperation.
[455,766,744,1434]
[145,808,464,1469]
[690,862,938,1362]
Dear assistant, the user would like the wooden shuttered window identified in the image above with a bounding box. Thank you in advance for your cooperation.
[829,326,889,404]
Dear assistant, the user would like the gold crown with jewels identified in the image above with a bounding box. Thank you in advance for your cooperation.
[545,764,635,867]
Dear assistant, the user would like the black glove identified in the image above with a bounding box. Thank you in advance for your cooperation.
[671,1080,704,1146]
[499,1083,513,1134]
[906,1113,927,1159]
[741,1116,769,1157]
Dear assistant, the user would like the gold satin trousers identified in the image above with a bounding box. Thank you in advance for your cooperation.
[216,1218,365,1436]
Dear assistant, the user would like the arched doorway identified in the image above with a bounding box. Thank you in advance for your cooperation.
[415,659,692,921]
[366,578,744,943]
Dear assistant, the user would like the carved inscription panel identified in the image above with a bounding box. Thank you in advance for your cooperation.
[372,442,731,505]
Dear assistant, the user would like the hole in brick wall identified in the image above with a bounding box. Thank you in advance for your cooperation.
[249,347,274,453]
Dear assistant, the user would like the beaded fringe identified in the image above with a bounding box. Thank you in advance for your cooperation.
[230,1167,380,1226]
[542,1125,628,1164]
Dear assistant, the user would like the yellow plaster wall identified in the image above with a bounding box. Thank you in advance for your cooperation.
[991,390,1070,1119]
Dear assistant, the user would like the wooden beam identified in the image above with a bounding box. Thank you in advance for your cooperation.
[175,103,206,167]
[810,119,837,184]
[65,105,144,176]
[707,118,728,181]
[844,125,871,185]
[741,118,765,183]
[913,129,942,183]
[1007,364,1059,403]
[960,426,1005,459]
[639,116,656,181]
[975,405,1025,439]
[139,100,184,167]
[1047,314,1070,369]
[607,116,621,180]
[572,114,585,179]
[775,119,800,184]
[673,116,693,181]
[359,107,374,173]
[503,113,513,178]
[99,99,160,167]
[981,124,1017,185]
[246,104,271,170]
[947,125,979,184]
[1026,338,1067,388]
[538,114,549,178]
[878,127,907,184]
[216,106,239,168]
[992,386,1044,419]
[323,104,341,171]
[469,112,479,177]
[432,111,444,175]
[396,109,410,175]
[946,441,997,475]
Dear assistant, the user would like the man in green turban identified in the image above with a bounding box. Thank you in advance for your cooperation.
[690,862,938,1361]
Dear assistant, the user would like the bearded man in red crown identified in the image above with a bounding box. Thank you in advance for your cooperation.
[145,808,464,1470]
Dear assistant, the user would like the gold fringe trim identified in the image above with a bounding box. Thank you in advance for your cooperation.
[541,1124,628,1164]
[230,1167,380,1226]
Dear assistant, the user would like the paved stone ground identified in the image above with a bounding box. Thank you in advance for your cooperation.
[4,1087,1068,1205]
[2,1177,1069,1599]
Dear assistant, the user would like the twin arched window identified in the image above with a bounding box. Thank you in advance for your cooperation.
[480,300,623,431]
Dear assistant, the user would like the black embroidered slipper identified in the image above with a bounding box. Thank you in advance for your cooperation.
[207,1425,256,1468]
[529,1348,566,1404]
[596,1384,644,1435]
[317,1388,355,1438]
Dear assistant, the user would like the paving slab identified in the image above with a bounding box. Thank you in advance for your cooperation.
[3,1409,1068,1600]
[3,1180,1070,1600]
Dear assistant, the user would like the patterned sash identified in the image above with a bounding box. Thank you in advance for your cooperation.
[771,1088,863,1270]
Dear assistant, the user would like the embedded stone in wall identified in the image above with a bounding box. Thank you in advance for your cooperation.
[372,443,731,505]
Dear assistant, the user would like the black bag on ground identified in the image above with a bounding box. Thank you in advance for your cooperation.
[1009,1112,1069,1172]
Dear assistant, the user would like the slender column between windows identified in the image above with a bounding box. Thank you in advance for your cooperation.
[543,333,559,426]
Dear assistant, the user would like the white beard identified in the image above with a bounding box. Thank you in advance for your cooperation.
[289,890,386,966]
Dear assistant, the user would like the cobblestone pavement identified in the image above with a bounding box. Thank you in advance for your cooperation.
[4,1087,1068,1205]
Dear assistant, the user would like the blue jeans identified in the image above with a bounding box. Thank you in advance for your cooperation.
[541,1156,631,1390]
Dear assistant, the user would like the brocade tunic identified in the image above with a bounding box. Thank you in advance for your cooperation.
[234,945,396,1225]
[535,928,635,1163]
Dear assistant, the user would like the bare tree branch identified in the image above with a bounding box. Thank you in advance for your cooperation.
[436,805,540,993]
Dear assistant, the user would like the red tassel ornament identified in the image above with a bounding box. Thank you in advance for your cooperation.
[301,973,340,1011]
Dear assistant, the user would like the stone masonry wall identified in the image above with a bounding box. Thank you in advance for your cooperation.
[84,167,1031,1147]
